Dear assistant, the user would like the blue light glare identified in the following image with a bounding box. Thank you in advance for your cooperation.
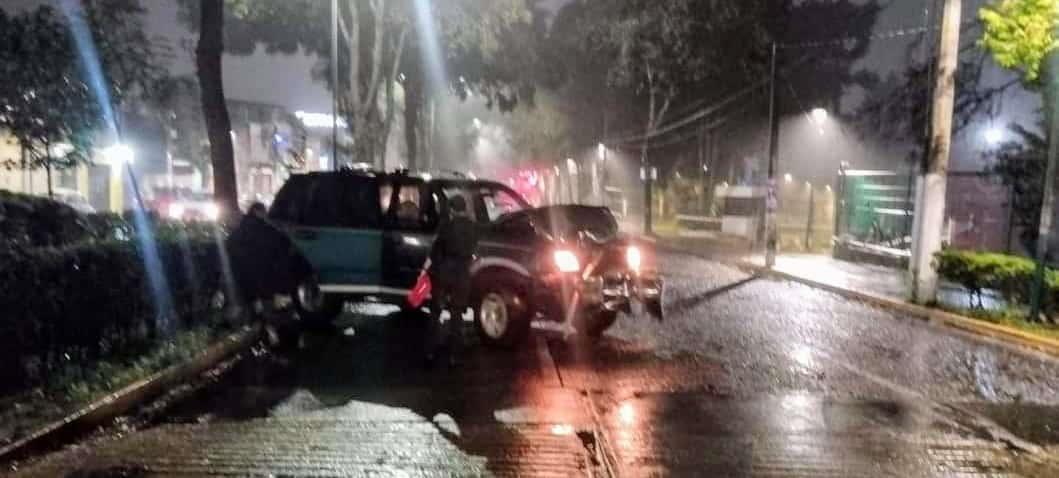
[60,0,176,331]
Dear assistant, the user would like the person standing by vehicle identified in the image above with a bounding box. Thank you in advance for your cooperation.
[425,194,478,365]
[227,202,312,325]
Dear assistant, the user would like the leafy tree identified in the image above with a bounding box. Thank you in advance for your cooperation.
[979,0,1059,318]
[502,92,574,161]
[980,0,1059,82]
[180,0,535,171]
[0,2,161,198]
[989,121,1046,252]
[854,49,1019,163]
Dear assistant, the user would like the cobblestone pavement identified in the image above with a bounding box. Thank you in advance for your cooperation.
[8,251,1059,477]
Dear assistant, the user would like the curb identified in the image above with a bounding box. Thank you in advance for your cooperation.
[0,324,261,464]
[661,242,1059,359]
[757,267,1059,360]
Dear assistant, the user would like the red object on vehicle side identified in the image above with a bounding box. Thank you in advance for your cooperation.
[407,271,432,308]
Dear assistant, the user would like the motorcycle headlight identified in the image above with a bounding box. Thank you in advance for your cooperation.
[168,203,185,220]
[553,249,581,273]
[626,246,642,272]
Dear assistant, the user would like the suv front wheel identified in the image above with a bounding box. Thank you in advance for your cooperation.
[474,286,530,347]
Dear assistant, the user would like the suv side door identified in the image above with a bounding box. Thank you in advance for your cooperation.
[272,174,384,291]
[380,177,437,293]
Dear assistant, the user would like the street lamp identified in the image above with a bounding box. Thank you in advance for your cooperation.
[103,143,134,165]
[984,126,1004,146]
[811,107,828,124]
[784,173,793,184]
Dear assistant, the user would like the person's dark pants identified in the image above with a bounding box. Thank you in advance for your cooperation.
[427,272,471,356]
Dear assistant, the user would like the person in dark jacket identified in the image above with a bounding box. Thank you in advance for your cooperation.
[227,202,312,314]
[425,194,478,365]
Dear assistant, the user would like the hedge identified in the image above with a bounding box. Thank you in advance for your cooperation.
[0,189,96,248]
[0,233,234,392]
[0,190,236,393]
[934,249,1059,311]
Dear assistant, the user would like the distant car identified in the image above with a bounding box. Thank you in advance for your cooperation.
[150,188,221,222]
[52,188,95,214]
[262,170,662,344]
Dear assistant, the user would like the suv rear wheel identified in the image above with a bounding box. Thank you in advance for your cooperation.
[474,285,530,347]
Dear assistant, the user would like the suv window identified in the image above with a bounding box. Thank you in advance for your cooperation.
[269,175,310,223]
[382,179,435,231]
[481,187,526,222]
[438,186,476,223]
[270,174,381,228]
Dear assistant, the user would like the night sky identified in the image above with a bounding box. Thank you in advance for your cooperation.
[0,0,1039,166]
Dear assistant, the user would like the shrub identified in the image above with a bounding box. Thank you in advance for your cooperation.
[0,234,231,393]
[934,248,1059,313]
[0,190,95,248]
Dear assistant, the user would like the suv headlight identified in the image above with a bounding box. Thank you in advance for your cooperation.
[553,249,580,273]
[626,246,642,272]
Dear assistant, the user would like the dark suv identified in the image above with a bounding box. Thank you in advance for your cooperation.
[265,170,661,345]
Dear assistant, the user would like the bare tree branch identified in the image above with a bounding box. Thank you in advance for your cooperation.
[364,0,386,109]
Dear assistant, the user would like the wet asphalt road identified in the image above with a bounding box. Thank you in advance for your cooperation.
[9,251,1059,477]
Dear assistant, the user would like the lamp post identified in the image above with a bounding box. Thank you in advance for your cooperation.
[103,143,144,211]
[765,42,779,268]
[331,0,338,171]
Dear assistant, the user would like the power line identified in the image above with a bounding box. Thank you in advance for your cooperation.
[779,19,979,51]
[604,18,975,151]
[605,81,767,145]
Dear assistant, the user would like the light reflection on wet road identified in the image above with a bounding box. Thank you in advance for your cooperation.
[9,251,1059,477]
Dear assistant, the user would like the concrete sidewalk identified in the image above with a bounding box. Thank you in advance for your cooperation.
[659,236,1002,311]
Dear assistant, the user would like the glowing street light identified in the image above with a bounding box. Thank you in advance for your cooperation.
[472,117,482,130]
[103,143,134,165]
[811,107,828,124]
[984,126,1004,146]
[784,173,793,183]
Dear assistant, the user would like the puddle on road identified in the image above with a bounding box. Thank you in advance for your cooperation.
[596,391,1027,477]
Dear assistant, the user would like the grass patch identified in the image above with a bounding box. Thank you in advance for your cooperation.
[939,305,1059,340]
[47,326,225,405]
[1,323,232,446]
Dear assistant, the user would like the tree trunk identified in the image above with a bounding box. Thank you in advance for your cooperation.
[45,160,53,198]
[1029,40,1059,321]
[195,0,238,215]
[642,86,656,235]
[404,76,421,170]
[380,78,394,170]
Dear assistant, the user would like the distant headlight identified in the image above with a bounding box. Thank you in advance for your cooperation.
[553,249,581,273]
[168,203,185,220]
[204,202,220,221]
[626,246,642,272]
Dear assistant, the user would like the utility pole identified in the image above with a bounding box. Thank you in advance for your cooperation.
[765,42,780,268]
[1028,26,1059,321]
[805,185,815,251]
[331,0,338,171]
[600,110,608,207]
[643,150,652,235]
[910,0,960,303]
